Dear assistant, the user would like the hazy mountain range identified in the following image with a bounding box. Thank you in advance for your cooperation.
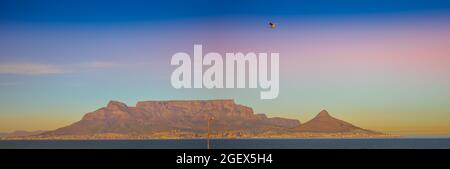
[2,99,391,139]
[0,130,46,138]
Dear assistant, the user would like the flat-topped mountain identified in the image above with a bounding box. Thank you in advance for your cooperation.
[28,99,390,139]
[41,100,300,137]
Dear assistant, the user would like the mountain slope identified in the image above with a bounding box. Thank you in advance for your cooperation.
[42,100,300,136]
[29,100,390,139]
[296,110,378,134]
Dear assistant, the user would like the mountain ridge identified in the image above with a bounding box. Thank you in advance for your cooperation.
[6,99,391,139]
[41,99,301,137]
[296,109,379,134]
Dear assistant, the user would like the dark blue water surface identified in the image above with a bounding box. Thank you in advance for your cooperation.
[1,138,450,149]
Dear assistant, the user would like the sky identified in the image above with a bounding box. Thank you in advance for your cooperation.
[1,0,450,135]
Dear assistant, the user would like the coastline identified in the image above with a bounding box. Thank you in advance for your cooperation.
[0,132,398,140]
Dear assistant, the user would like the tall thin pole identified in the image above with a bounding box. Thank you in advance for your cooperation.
[207,116,214,149]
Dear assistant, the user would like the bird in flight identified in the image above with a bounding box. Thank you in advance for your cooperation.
[269,22,276,29]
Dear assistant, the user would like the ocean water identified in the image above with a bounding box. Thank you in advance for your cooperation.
[1,138,450,149]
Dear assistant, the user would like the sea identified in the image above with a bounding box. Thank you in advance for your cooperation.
[1,138,450,149]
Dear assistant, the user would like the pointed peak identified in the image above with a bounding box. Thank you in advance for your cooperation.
[316,109,331,118]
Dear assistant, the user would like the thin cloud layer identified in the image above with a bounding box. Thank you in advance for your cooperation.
[81,61,122,69]
[0,63,65,75]
[0,61,128,76]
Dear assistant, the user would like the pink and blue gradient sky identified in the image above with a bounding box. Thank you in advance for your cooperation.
[1,0,450,135]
